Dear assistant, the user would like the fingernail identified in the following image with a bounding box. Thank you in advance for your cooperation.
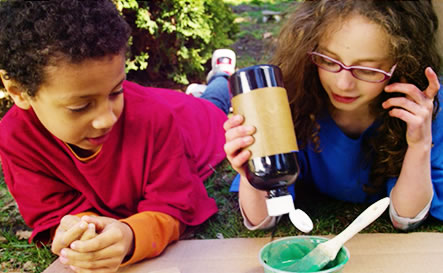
[79,221,87,229]
[244,125,254,133]
[70,242,77,249]
[70,265,77,271]
[61,249,67,256]
[59,256,68,264]
[244,136,253,144]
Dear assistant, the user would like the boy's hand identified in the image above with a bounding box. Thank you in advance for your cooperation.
[59,216,134,273]
[52,215,88,255]
[223,114,256,177]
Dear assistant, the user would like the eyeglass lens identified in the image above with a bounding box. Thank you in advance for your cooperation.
[311,54,387,82]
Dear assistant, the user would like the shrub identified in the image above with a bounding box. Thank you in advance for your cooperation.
[0,0,238,117]
[116,0,238,86]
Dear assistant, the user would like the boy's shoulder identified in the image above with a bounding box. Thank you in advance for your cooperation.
[0,105,47,155]
[0,105,33,135]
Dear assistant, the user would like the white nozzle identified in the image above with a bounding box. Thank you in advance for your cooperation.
[266,194,313,233]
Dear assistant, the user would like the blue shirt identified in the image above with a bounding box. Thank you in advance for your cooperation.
[296,88,443,220]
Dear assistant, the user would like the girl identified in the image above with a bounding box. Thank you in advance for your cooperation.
[224,0,443,231]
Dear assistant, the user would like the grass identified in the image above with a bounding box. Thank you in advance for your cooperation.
[0,170,58,272]
[228,0,298,68]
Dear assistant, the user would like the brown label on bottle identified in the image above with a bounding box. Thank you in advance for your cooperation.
[232,87,298,158]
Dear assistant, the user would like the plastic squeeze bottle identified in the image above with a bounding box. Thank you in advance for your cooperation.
[229,64,313,233]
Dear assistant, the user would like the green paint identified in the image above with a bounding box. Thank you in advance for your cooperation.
[259,236,349,273]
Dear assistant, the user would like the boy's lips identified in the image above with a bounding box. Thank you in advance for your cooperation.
[87,132,110,146]
[331,92,359,104]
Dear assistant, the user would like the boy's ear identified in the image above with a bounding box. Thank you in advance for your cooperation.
[0,70,32,110]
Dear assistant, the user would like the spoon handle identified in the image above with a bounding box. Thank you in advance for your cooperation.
[324,197,390,254]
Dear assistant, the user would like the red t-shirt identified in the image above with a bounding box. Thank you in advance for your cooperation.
[0,81,227,241]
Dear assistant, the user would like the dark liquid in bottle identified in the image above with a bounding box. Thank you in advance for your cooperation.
[245,152,299,191]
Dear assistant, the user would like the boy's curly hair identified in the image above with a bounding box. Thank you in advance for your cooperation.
[272,0,441,194]
[0,0,131,96]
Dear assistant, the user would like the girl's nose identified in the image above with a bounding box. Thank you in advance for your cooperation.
[335,70,356,91]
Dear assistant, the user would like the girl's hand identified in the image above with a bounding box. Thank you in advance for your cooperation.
[382,67,440,147]
[223,114,256,177]
[52,215,88,256]
[59,216,134,273]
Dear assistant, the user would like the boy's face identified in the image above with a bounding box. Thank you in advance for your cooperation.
[25,54,126,153]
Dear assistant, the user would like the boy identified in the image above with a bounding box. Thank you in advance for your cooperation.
[0,0,233,271]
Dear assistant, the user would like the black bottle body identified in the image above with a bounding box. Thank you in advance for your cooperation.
[229,64,300,192]
[246,152,299,191]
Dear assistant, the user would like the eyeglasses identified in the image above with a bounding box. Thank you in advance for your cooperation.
[308,52,396,83]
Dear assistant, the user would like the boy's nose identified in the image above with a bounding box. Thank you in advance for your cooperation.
[91,104,118,130]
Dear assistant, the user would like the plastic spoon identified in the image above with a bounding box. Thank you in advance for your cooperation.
[282,197,390,272]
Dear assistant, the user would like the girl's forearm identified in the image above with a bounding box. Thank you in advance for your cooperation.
[391,144,433,218]
[238,175,269,225]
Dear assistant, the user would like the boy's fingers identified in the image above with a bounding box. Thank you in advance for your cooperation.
[52,220,88,254]
[81,216,105,231]
[71,227,122,252]
[80,224,96,241]
[58,215,81,231]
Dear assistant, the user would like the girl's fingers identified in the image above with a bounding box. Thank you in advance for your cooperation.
[223,114,244,131]
[385,67,440,102]
[225,124,255,142]
[224,136,254,158]
[230,149,252,170]
[423,67,440,99]
[384,82,425,104]
[382,96,423,115]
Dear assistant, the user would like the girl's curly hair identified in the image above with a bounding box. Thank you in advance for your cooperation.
[271,0,441,194]
[0,0,131,96]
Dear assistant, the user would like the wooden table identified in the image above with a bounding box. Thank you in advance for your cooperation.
[43,232,443,273]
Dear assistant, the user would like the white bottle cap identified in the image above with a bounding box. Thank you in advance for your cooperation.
[266,194,313,233]
[266,194,295,216]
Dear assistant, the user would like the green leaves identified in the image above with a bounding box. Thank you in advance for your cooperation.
[115,0,238,85]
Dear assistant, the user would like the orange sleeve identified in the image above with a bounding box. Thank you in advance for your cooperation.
[119,211,183,266]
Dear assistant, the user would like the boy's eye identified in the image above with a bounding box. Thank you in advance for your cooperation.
[110,88,124,97]
[67,103,90,112]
